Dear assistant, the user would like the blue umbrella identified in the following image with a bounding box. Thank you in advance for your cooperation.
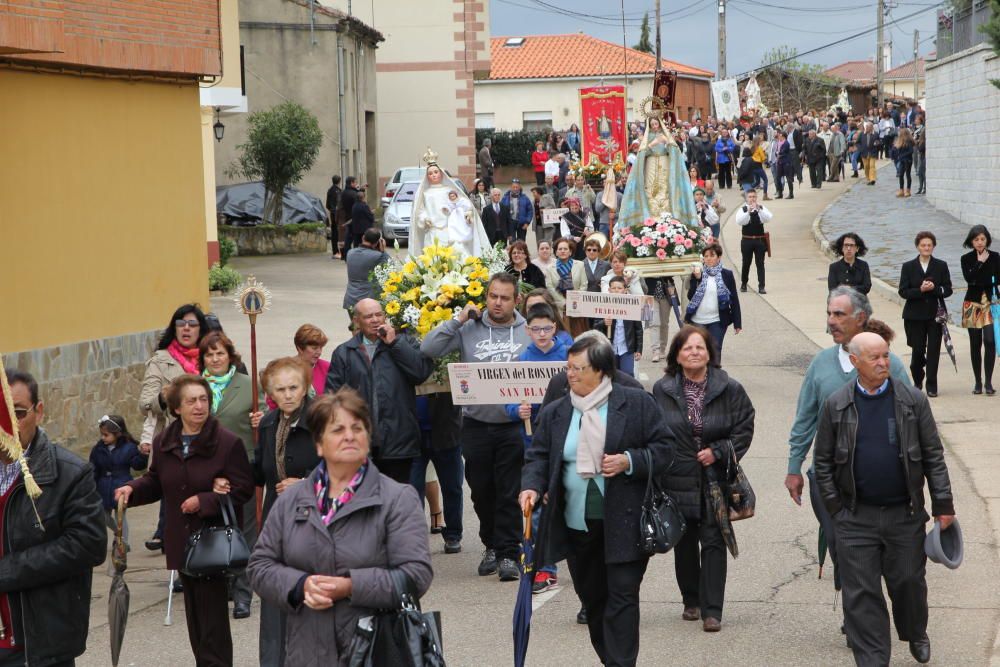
[513,502,535,667]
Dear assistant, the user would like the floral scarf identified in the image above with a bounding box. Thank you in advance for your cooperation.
[167,339,201,374]
[313,461,368,526]
[203,366,236,413]
[686,264,731,317]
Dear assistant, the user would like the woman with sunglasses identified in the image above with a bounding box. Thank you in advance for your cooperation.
[138,303,208,552]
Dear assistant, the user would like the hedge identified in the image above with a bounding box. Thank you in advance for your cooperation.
[476,129,549,168]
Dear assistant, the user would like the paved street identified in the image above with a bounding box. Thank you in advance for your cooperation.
[76,179,1000,666]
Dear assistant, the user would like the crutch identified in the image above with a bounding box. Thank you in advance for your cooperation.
[164,570,176,626]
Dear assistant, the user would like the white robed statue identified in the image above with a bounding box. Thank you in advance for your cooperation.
[409,147,491,257]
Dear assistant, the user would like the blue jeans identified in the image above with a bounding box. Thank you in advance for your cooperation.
[616,352,636,377]
[703,321,728,360]
[410,434,465,543]
[752,165,769,194]
[850,150,860,174]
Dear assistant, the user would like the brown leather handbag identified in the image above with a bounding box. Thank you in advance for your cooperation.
[726,441,756,522]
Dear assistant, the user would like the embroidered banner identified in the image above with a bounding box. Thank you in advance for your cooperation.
[711,79,741,121]
[579,86,626,167]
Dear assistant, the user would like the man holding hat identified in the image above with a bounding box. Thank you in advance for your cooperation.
[813,332,955,666]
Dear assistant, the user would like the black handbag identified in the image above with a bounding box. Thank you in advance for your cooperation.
[725,441,756,522]
[638,449,686,556]
[181,494,250,578]
[347,569,446,667]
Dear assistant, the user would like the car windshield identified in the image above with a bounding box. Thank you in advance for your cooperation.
[398,168,423,183]
[393,182,419,203]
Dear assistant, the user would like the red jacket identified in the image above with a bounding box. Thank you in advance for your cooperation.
[128,416,254,569]
[531,150,549,173]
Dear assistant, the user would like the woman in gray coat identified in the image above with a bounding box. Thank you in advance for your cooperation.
[248,388,433,667]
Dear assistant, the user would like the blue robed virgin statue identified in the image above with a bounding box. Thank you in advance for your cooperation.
[615,116,697,235]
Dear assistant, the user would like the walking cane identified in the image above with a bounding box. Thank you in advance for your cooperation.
[164,570,176,626]
[235,276,272,527]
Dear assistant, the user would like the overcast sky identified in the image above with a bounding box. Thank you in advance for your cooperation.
[489,0,940,76]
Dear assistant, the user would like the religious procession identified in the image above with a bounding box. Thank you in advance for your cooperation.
[5,1,996,666]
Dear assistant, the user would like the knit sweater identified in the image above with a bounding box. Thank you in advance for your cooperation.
[787,344,910,474]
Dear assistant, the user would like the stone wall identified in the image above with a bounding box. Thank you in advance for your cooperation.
[219,225,327,256]
[5,329,160,457]
[925,44,1000,227]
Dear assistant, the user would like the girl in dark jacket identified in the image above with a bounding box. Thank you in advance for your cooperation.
[652,325,755,633]
[891,128,915,197]
[91,415,147,546]
[960,225,1000,394]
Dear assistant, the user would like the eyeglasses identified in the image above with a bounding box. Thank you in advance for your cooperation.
[527,325,555,334]
[842,243,857,248]
[566,363,592,374]
[13,405,34,420]
[585,247,600,253]
[175,319,200,328]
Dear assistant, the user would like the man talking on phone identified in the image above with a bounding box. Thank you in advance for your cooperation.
[325,298,434,483]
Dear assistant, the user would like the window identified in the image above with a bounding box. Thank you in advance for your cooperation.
[504,37,526,47]
[522,111,552,132]
[475,113,495,130]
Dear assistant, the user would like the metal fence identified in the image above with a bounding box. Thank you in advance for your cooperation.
[936,0,994,59]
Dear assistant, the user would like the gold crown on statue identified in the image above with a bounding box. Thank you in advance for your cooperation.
[422,147,440,167]
[638,96,667,121]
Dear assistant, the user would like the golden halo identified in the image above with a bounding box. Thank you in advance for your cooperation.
[638,96,667,121]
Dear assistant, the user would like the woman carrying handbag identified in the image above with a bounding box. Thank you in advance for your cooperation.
[116,374,254,666]
[652,325,755,633]
[960,225,1000,394]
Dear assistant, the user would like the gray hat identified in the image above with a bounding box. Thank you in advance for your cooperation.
[925,517,963,569]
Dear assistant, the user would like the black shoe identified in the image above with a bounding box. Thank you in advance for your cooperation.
[758,287,767,295]
[576,605,588,625]
[477,548,498,576]
[909,637,931,664]
[787,194,794,199]
[740,284,748,293]
[927,390,938,398]
[497,558,520,581]
[233,603,251,620]
[987,384,996,395]
[776,193,783,199]
[144,537,163,552]
[852,172,859,178]
[444,539,462,554]
[172,579,184,594]
[974,383,983,395]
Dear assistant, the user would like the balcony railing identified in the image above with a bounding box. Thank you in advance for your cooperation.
[937,0,993,59]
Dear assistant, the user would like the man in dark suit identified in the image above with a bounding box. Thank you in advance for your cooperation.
[814,332,954,666]
[339,176,361,260]
[325,175,342,258]
[898,231,953,396]
[804,129,828,189]
[480,187,504,246]
[774,130,795,199]
[479,139,495,190]
[349,190,375,253]
[856,122,880,185]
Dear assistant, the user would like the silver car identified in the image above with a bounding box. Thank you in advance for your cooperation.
[381,180,419,244]
[381,167,424,208]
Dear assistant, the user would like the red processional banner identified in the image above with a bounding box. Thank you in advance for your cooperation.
[579,86,626,167]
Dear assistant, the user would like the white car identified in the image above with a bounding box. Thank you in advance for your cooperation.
[381,167,424,208]
[381,180,419,244]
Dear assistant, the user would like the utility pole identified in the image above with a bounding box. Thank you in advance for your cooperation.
[718,0,727,79]
[876,0,885,108]
[913,29,920,100]
[655,0,662,70]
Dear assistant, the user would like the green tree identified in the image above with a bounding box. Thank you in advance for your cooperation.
[758,46,840,112]
[979,0,1000,89]
[633,13,654,54]
[227,102,323,225]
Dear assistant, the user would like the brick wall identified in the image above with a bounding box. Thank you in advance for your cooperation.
[0,0,221,77]
[925,44,1000,227]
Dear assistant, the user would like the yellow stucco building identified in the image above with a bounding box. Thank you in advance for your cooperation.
[0,0,242,453]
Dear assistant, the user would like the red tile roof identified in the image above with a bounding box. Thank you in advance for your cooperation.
[825,60,875,82]
[488,34,714,80]
[885,57,926,80]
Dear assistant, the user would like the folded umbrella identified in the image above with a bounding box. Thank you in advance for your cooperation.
[108,496,130,667]
[513,501,535,667]
[935,300,958,373]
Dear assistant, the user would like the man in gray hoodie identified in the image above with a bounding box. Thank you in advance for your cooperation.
[421,272,531,581]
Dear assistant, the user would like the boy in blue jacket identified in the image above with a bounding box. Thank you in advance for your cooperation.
[505,303,569,594]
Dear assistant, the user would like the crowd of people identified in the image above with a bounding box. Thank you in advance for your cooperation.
[0,99,971,667]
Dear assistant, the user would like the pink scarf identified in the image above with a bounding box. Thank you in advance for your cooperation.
[167,339,201,374]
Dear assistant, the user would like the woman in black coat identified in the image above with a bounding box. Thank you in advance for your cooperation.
[652,325,754,633]
[520,335,674,667]
[960,225,1000,394]
[898,231,953,396]
[827,232,872,294]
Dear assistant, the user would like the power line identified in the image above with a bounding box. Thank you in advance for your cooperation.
[729,4,874,34]
[728,4,936,79]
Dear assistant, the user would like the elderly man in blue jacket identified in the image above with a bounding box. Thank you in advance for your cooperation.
[500,178,534,243]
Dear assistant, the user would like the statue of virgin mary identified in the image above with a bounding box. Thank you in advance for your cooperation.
[615,115,697,235]
[409,147,491,257]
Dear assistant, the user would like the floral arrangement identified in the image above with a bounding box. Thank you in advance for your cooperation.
[615,211,711,260]
[569,152,628,181]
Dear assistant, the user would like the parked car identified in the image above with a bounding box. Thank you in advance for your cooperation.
[381,166,469,208]
[381,180,419,244]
